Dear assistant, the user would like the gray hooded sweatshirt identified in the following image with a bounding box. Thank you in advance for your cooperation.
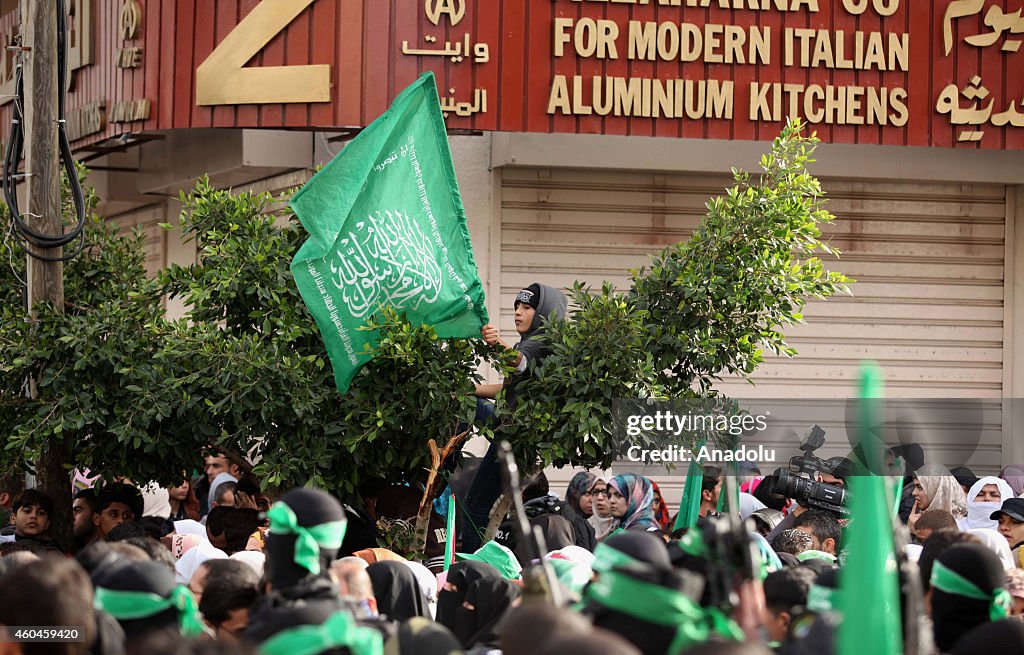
[506,283,568,404]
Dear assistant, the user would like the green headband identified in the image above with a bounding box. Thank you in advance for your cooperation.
[267,502,347,576]
[591,542,641,574]
[807,584,838,613]
[674,529,709,559]
[796,550,837,563]
[93,585,207,636]
[586,568,739,654]
[259,610,383,655]
[930,561,1011,621]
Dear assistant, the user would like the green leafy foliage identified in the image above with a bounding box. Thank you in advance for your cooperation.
[497,120,850,470]
[632,120,850,397]
[0,121,848,505]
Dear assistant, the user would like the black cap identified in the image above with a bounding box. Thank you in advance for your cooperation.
[990,497,1024,523]
[514,283,540,310]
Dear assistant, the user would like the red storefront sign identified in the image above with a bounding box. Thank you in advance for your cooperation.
[1,0,1022,149]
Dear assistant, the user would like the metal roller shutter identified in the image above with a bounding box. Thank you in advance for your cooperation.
[500,168,1008,479]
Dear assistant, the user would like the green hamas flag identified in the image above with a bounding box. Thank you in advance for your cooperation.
[838,363,903,655]
[290,73,488,392]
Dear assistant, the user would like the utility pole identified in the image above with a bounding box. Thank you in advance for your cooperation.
[22,0,72,549]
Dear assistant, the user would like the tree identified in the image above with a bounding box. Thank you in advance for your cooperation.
[494,120,850,471]
[0,121,848,550]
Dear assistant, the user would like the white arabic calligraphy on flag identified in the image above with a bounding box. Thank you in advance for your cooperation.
[329,209,444,318]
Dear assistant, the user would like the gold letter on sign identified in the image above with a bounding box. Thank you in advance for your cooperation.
[425,0,465,26]
[196,0,330,105]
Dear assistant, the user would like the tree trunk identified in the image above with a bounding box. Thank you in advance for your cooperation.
[36,441,73,551]
[413,431,470,560]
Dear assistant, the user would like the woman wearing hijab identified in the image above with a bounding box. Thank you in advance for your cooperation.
[650,482,671,530]
[928,542,1012,652]
[999,465,1024,498]
[910,464,967,533]
[92,559,208,651]
[565,471,599,550]
[366,561,431,623]
[607,474,659,533]
[400,560,439,619]
[958,476,1016,531]
[589,479,617,542]
[353,547,406,566]
[436,560,502,630]
[451,576,520,650]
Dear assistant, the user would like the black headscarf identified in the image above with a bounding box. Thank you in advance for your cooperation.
[436,560,500,628]
[451,576,520,648]
[931,543,1007,652]
[265,487,347,594]
[604,531,672,571]
[950,618,1024,654]
[384,617,463,655]
[90,560,184,646]
[366,561,431,622]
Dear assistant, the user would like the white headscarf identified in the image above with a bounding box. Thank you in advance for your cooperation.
[208,472,239,508]
[967,528,1016,570]
[174,541,227,584]
[546,545,596,568]
[400,560,438,619]
[957,476,1015,531]
[739,492,767,520]
[230,550,265,579]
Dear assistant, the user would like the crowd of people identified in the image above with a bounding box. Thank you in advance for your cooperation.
[4,284,1024,654]
[1,452,1024,655]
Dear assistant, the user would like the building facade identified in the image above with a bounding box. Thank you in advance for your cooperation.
[4,0,1023,487]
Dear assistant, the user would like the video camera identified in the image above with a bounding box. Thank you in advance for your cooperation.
[771,424,850,515]
[772,469,849,516]
[788,424,836,477]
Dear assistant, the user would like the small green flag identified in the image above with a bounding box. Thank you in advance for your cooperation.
[444,493,456,572]
[290,72,488,392]
[673,450,705,532]
[837,363,903,655]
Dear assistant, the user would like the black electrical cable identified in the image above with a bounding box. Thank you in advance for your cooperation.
[3,0,87,262]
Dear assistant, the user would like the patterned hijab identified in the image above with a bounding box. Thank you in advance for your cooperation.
[651,481,671,530]
[915,464,967,519]
[566,471,598,517]
[609,474,658,532]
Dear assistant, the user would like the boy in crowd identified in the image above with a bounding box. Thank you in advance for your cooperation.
[700,467,723,518]
[792,510,842,556]
[761,567,817,647]
[72,488,100,551]
[92,483,143,541]
[992,497,1024,567]
[462,283,568,552]
[0,489,62,552]
[912,508,958,543]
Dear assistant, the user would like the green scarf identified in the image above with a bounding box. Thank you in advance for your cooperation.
[585,568,741,654]
[259,610,383,655]
[267,501,347,576]
[930,560,1011,621]
[591,541,644,573]
[93,585,207,636]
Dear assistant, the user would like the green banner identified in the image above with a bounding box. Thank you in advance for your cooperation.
[290,73,488,392]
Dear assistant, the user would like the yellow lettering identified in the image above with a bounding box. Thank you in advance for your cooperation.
[196,0,329,105]
[547,75,571,114]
